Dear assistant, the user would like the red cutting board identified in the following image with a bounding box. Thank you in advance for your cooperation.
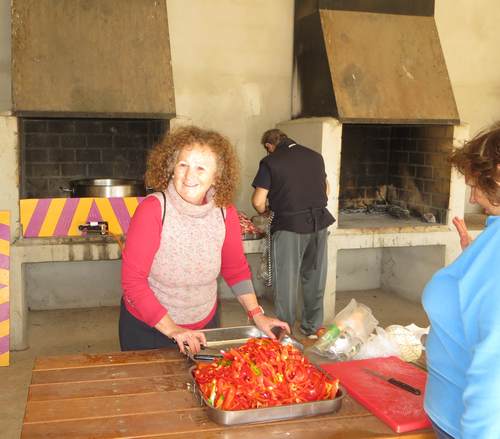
[322,356,431,433]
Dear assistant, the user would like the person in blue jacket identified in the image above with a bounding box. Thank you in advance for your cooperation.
[422,123,500,439]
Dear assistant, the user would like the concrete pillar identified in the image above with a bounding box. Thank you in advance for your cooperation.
[0,116,25,349]
[445,123,470,265]
[321,120,342,321]
[0,115,19,238]
[9,246,27,350]
[447,123,469,227]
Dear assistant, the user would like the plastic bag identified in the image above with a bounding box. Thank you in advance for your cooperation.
[353,327,400,360]
[354,324,429,361]
[311,299,378,361]
[333,299,378,342]
[385,324,429,362]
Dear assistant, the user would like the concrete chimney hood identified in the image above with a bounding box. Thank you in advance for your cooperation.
[11,0,175,118]
[294,0,459,124]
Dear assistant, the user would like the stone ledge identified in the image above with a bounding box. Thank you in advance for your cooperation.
[12,235,264,263]
[332,229,456,251]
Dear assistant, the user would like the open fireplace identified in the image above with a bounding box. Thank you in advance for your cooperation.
[339,124,453,228]
[20,117,167,199]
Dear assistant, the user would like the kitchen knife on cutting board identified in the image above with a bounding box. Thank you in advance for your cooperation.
[321,356,431,433]
[362,367,421,395]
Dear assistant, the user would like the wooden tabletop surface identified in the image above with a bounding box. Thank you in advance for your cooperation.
[21,349,434,438]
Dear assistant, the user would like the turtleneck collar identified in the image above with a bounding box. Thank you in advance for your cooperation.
[166,182,216,218]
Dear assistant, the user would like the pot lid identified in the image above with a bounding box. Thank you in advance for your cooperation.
[70,178,144,186]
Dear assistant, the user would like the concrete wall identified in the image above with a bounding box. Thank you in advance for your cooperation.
[435,0,500,213]
[26,261,122,310]
[166,0,294,214]
[336,246,446,304]
[26,254,266,310]
[436,0,500,135]
[335,245,445,303]
[0,0,11,112]
[381,246,445,302]
[336,249,382,291]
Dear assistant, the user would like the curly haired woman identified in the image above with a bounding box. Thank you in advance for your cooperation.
[422,123,500,438]
[119,126,289,353]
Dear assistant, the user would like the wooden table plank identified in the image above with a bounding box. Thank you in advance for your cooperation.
[28,374,191,401]
[21,409,431,439]
[33,349,182,370]
[24,391,197,423]
[31,361,189,384]
[149,419,433,439]
[148,424,433,439]
[24,387,366,424]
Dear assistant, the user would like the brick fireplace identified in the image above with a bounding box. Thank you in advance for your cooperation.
[277,117,468,321]
[339,124,453,225]
[20,118,167,198]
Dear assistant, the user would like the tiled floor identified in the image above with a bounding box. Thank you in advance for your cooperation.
[0,289,428,438]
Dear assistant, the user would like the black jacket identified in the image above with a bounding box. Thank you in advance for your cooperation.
[252,138,335,233]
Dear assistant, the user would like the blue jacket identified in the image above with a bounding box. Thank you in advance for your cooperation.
[422,216,500,438]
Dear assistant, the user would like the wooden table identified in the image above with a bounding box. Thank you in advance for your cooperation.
[21,349,434,438]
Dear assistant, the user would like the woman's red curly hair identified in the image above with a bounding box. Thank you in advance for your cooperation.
[145,125,240,207]
[449,122,500,206]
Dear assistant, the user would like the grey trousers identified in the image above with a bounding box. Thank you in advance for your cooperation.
[271,228,328,333]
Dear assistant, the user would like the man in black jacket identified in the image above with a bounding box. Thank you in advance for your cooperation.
[252,128,335,338]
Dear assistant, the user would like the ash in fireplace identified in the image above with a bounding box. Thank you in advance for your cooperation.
[341,201,410,219]
[340,184,436,223]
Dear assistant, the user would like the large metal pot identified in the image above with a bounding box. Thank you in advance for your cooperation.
[61,178,146,198]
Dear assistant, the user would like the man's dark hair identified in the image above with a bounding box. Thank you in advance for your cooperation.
[261,129,287,146]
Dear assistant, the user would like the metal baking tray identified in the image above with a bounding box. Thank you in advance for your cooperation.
[200,325,303,351]
[188,325,345,425]
[186,325,303,361]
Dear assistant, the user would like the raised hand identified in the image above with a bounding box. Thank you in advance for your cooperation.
[452,216,472,250]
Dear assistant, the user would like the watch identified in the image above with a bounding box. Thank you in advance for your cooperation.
[247,305,264,320]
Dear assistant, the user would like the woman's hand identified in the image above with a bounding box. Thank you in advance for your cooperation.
[253,314,290,339]
[155,314,206,354]
[169,326,206,355]
[452,216,472,250]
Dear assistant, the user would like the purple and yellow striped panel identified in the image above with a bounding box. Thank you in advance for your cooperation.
[20,197,145,238]
[0,211,10,366]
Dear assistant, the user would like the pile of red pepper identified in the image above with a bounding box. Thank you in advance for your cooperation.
[194,338,340,410]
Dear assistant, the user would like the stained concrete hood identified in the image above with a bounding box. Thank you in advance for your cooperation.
[294,0,459,124]
[11,0,175,118]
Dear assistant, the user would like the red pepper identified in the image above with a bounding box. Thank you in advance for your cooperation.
[194,337,340,410]
[222,385,236,410]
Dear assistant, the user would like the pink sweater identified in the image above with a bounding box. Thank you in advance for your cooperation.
[122,192,253,329]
